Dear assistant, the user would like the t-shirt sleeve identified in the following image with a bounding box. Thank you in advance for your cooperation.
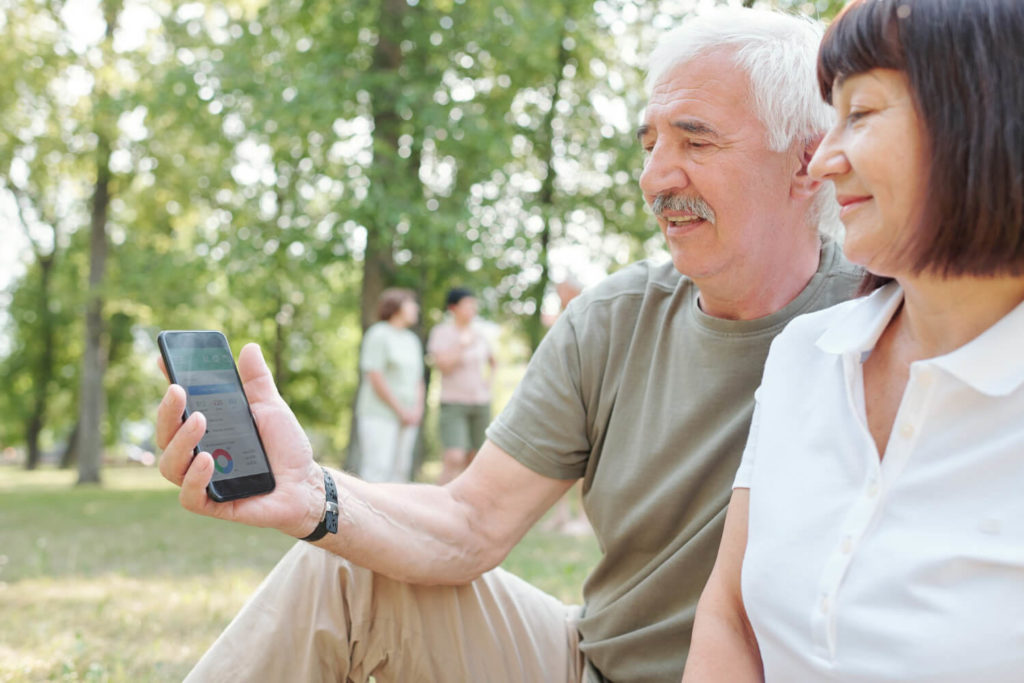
[733,386,762,489]
[486,309,591,480]
[360,325,387,372]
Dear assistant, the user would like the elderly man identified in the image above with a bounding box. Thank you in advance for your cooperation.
[156,7,860,682]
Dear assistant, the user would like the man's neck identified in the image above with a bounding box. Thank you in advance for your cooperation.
[696,238,823,321]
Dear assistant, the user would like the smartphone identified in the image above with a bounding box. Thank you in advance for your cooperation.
[157,330,275,502]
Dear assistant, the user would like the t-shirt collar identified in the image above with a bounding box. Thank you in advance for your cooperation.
[816,282,1024,396]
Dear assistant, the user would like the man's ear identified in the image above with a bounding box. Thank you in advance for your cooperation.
[791,135,824,200]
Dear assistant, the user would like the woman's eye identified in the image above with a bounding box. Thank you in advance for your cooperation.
[846,109,870,124]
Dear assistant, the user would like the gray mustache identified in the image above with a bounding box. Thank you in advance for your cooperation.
[652,194,716,223]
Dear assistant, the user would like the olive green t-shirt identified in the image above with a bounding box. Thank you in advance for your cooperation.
[486,240,861,683]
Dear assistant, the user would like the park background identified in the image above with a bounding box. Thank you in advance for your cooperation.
[1,0,843,679]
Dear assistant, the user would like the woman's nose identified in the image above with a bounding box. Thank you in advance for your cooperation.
[807,128,848,181]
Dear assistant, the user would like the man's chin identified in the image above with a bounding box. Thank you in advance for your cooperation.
[667,244,719,281]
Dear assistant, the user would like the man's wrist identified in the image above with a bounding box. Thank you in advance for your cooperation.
[299,466,339,542]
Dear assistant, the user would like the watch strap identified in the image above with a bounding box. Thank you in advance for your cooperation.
[300,466,339,542]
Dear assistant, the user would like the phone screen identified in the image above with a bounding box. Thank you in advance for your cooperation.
[158,331,275,501]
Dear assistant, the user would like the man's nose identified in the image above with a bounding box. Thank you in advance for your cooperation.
[639,146,690,199]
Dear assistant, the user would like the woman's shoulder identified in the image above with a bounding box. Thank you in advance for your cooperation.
[775,282,901,352]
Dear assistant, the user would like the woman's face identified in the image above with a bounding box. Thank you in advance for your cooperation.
[397,298,419,327]
[808,68,930,277]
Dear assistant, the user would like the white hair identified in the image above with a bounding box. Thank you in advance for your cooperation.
[645,7,841,237]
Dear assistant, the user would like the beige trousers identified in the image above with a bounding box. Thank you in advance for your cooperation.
[186,542,589,683]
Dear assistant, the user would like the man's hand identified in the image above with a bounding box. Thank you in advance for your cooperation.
[155,343,325,538]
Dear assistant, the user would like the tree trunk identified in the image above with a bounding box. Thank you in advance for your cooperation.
[358,0,407,331]
[525,19,571,352]
[76,132,111,485]
[23,237,56,469]
[76,0,121,485]
[347,0,409,471]
[60,421,80,469]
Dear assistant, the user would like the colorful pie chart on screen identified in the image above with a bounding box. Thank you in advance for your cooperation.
[212,449,234,474]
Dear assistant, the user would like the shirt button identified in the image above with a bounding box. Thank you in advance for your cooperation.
[899,422,915,438]
[841,536,853,554]
[867,480,880,498]
[821,595,831,613]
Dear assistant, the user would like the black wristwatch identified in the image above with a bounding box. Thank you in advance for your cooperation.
[300,466,339,542]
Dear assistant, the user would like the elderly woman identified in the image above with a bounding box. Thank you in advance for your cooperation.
[355,288,425,483]
[684,1,1024,681]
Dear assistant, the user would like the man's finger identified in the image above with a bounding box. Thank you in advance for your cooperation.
[157,411,206,487]
[157,355,169,382]
[179,450,216,513]
[237,343,279,402]
[155,384,187,450]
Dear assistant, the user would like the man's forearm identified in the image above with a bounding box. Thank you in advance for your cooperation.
[304,468,507,585]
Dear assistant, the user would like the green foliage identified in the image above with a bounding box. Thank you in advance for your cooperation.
[0,0,844,466]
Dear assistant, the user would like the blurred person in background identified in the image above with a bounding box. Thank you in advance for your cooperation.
[354,288,424,483]
[427,287,496,484]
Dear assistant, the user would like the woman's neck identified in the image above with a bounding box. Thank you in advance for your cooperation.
[896,273,1024,358]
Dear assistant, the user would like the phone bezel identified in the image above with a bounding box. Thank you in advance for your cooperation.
[157,330,276,502]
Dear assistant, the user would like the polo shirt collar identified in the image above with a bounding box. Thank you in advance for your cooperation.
[930,296,1024,396]
[815,282,903,356]
[816,282,1024,397]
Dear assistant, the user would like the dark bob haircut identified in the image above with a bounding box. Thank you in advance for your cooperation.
[818,0,1024,280]
[377,288,416,322]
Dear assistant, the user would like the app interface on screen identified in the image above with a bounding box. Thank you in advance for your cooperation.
[168,339,268,480]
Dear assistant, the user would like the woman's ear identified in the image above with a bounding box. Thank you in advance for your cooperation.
[791,136,824,200]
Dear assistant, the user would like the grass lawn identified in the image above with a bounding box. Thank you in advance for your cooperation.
[0,466,600,682]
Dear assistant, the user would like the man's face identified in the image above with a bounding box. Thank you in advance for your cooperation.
[450,296,478,324]
[638,50,804,285]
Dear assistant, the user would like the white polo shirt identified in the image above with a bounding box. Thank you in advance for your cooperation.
[735,283,1024,682]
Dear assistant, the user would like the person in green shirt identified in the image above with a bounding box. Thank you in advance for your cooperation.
[154,7,860,682]
[354,288,424,483]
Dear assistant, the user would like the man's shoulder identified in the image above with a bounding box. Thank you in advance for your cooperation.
[575,259,687,312]
[818,239,864,289]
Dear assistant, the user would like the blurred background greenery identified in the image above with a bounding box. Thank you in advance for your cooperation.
[0,0,842,480]
[0,0,844,679]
